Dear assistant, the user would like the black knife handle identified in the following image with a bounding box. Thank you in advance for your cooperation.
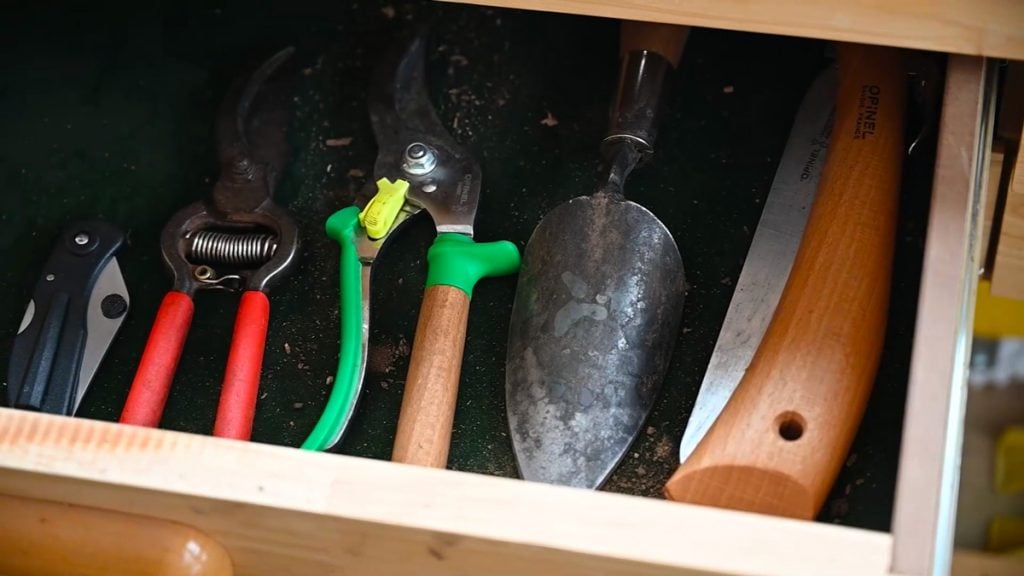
[7,221,125,415]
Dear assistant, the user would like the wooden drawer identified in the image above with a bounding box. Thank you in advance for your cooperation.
[0,5,1012,576]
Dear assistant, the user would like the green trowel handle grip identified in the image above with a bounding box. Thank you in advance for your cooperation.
[302,206,364,451]
[424,233,521,295]
[392,233,520,467]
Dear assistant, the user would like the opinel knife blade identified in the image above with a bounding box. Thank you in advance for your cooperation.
[676,66,837,465]
[7,221,129,415]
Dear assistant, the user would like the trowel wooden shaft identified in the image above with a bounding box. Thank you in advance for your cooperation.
[620,20,688,66]
[392,285,470,468]
[664,43,906,518]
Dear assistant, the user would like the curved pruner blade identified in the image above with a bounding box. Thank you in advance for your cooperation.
[213,46,295,214]
[368,32,455,160]
[367,30,480,235]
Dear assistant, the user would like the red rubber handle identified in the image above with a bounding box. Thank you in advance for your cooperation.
[120,291,194,427]
[213,291,270,440]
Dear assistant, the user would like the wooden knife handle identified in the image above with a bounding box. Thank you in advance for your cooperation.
[620,21,689,68]
[664,43,906,519]
[0,494,232,576]
[392,285,470,468]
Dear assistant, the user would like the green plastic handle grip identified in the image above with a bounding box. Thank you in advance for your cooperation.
[301,206,363,451]
[301,215,521,451]
[425,233,521,296]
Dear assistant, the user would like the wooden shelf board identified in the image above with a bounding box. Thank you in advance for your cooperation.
[440,0,1024,60]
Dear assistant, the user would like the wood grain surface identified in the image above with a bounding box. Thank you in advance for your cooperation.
[0,408,895,576]
[664,43,905,519]
[992,121,1024,300]
[0,493,232,576]
[392,285,471,468]
[440,0,1024,60]
[890,54,991,576]
[619,20,688,67]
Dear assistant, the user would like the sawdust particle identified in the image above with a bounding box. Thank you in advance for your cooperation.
[293,402,304,409]
[653,436,674,461]
[540,111,559,127]
[381,5,395,19]
[722,85,734,94]
[720,277,733,286]
[846,453,858,467]
[646,426,656,436]
[326,376,334,385]
[828,498,849,520]
[369,338,409,375]
[348,168,365,178]
[325,137,353,147]
[284,342,292,355]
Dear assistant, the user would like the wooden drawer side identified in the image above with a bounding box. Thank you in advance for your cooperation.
[0,409,893,576]
[891,55,996,576]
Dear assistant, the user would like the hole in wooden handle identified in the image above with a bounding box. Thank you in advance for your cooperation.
[776,411,806,441]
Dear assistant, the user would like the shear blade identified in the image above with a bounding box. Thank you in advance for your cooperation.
[367,31,480,233]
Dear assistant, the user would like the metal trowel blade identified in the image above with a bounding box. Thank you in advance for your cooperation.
[506,194,685,489]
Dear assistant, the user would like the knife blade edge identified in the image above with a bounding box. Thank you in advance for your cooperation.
[677,66,838,464]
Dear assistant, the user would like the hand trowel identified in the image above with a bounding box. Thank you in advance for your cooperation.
[506,21,689,489]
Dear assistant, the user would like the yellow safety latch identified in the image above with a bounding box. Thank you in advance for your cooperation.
[359,178,409,239]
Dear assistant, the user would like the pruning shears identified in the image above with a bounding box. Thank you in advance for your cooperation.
[120,48,299,440]
[302,33,520,460]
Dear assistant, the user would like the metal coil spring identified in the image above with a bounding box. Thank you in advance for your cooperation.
[187,230,278,266]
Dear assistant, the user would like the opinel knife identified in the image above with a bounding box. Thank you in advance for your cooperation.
[665,43,907,519]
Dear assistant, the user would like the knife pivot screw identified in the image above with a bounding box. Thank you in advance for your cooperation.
[101,293,128,319]
[422,182,437,194]
[74,232,90,246]
[402,142,437,176]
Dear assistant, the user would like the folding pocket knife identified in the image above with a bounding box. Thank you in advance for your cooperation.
[7,221,129,415]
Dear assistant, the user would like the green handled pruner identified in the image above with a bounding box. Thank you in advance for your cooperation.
[303,33,520,454]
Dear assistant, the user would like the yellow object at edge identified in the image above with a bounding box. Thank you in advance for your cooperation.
[996,426,1024,495]
[974,279,1024,339]
[359,178,409,239]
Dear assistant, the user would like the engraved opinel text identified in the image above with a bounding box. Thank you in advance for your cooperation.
[854,84,880,139]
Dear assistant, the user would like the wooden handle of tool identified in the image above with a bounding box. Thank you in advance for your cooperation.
[392,285,470,468]
[664,43,906,519]
[620,20,689,67]
[0,494,233,576]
